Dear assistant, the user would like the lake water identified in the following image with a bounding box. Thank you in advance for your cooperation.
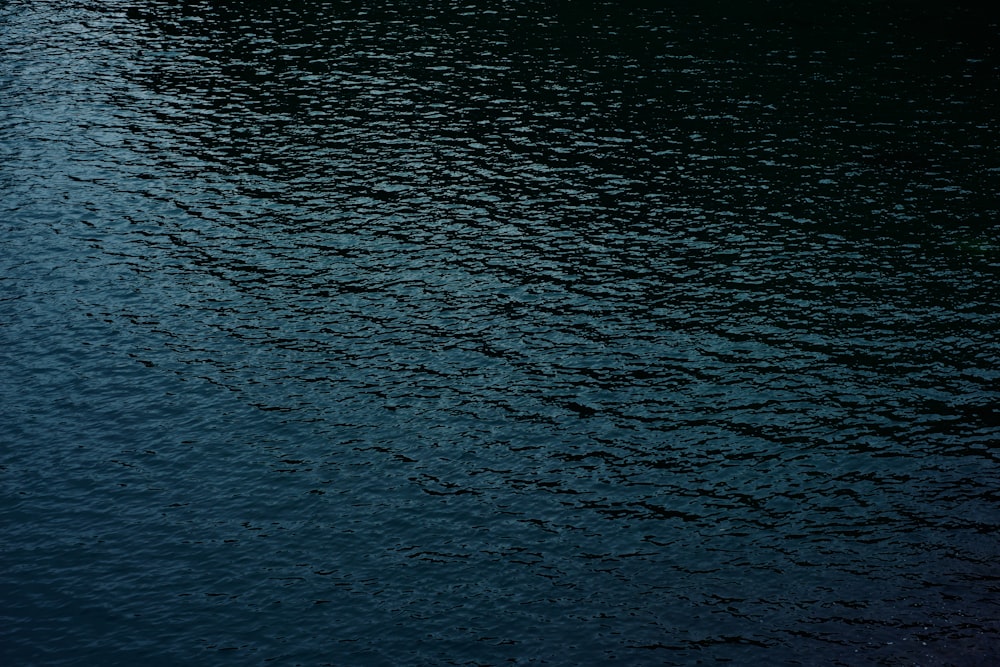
[2,1,999,665]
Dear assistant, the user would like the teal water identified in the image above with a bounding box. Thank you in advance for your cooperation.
[2,1,999,665]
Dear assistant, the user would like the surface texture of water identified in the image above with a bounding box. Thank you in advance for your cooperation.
[2,1,999,665]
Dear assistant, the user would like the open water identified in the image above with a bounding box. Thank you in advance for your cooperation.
[2,1,999,665]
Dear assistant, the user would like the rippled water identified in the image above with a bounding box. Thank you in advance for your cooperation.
[2,1,999,665]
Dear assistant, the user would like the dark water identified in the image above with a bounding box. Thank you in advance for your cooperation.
[2,1,999,664]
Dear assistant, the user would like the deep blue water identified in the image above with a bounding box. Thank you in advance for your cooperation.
[2,1,999,665]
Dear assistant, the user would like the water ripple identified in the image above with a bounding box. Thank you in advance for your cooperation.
[2,1,999,665]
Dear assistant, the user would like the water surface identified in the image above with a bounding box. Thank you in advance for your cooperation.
[2,1,999,665]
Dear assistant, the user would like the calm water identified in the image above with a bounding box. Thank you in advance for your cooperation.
[2,1,999,665]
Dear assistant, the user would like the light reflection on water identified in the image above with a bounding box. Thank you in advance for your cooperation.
[2,1,999,665]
